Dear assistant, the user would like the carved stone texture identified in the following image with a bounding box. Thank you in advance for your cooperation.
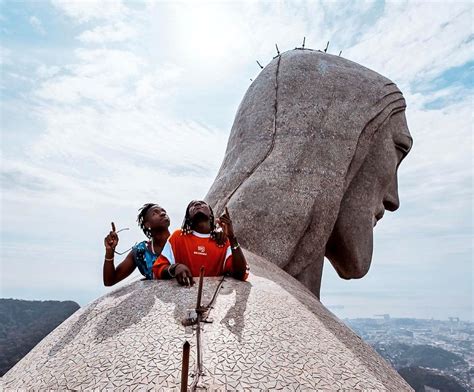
[1,251,412,391]
[206,49,412,297]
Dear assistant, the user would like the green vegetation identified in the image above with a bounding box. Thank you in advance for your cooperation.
[0,298,79,376]
[398,366,467,392]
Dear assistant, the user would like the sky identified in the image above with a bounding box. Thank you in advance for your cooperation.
[0,0,472,321]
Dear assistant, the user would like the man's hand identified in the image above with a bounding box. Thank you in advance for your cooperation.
[218,207,235,239]
[104,222,119,251]
[214,227,226,247]
[175,264,195,287]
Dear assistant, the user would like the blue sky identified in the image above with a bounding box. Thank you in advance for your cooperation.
[1,0,472,321]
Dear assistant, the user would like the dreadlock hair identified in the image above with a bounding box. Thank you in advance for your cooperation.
[181,200,218,241]
[137,203,157,238]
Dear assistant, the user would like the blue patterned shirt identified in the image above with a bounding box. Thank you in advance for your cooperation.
[132,241,158,280]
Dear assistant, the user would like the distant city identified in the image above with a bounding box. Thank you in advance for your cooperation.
[344,315,473,392]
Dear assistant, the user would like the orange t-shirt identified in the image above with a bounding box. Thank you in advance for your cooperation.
[152,229,248,280]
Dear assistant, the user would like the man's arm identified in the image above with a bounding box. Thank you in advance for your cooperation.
[227,236,248,280]
[152,236,194,286]
[103,223,136,286]
[219,208,248,280]
[103,251,136,286]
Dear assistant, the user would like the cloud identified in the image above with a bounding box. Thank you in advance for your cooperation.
[78,22,136,44]
[35,49,145,104]
[36,64,61,79]
[345,2,473,87]
[51,0,129,23]
[29,15,45,35]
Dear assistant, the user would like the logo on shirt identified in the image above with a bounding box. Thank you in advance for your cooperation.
[194,245,207,256]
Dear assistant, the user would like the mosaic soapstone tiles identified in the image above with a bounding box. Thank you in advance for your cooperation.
[2,251,412,391]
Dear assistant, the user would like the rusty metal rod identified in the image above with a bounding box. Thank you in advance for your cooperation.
[180,341,190,392]
[195,267,205,311]
[190,267,206,391]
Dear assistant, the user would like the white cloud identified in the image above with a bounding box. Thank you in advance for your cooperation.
[78,22,136,44]
[51,0,129,23]
[29,15,45,35]
[35,49,144,104]
[36,64,61,79]
[345,1,472,86]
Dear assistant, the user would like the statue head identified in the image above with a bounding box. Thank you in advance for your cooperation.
[206,49,412,297]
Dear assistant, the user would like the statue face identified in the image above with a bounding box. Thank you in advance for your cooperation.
[325,111,412,279]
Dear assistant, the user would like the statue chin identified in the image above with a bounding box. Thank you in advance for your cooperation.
[325,216,373,280]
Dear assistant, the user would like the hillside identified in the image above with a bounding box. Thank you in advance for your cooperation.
[0,298,80,376]
[398,366,467,392]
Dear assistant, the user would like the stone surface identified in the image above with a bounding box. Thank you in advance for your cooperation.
[2,251,412,391]
[206,48,412,297]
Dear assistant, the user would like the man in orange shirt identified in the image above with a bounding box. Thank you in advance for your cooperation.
[152,200,249,286]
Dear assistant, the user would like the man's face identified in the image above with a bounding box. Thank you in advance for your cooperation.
[144,205,170,229]
[325,111,413,278]
[188,200,211,220]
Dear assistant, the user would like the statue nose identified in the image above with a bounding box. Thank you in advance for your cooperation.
[383,174,400,212]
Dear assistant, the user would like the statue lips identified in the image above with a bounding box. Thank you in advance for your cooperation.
[374,209,385,227]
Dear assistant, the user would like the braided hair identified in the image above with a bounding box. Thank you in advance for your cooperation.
[137,203,157,238]
[181,200,218,241]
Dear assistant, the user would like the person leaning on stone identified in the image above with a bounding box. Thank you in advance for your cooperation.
[152,200,249,286]
[103,204,171,286]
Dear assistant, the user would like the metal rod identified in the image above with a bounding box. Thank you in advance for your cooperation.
[195,267,205,311]
[180,341,190,392]
[256,60,264,69]
[196,312,203,379]
[205,276,225,309]
[302,36,306,48]
[339,50,342,56]
[275,43,280,55]
[190,267,206,391]
[324,41,329,53]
